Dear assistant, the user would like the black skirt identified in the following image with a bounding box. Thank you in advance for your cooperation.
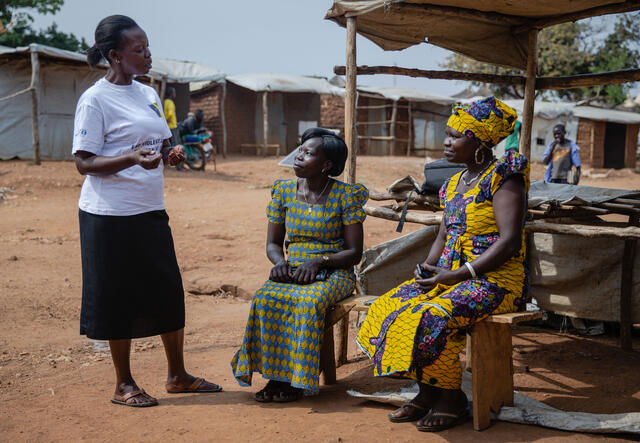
[79,209,185,340]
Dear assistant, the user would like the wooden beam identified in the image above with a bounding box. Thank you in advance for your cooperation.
[513,1,640,34]
[536,69,640,90]
[389,100,398,156]
[407,102,412,156]
[334,65,525,85]
[364,205,442,225]
[262,91,268,157]
[334,65,640,90]
[345,16,357,184]
[221,81,228,158]
[520,29,538,160]
[620,239,636,350]
[29,47,41,166]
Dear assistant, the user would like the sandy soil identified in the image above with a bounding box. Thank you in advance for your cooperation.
[1,155,639,442]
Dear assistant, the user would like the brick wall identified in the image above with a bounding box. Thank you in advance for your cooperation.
[577,118,606,168]
[320,94,345,129]
[189,84,223,154]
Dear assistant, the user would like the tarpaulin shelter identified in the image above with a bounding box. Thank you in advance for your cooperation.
[325,0,640,182]
[0,43,224,161]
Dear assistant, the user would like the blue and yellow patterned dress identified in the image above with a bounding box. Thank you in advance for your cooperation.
[357,151,529,390]
[231,178,368,394]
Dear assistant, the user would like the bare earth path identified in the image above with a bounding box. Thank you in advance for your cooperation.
[1,156,639,442]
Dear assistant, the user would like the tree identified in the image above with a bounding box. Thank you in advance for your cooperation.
[442,13,640,105]
[0,0,88,52]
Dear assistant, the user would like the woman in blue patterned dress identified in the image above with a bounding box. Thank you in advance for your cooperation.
[231,128,368,402]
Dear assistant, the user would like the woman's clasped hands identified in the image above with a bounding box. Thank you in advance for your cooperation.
[269,258,323,284]
[414,263,464,293]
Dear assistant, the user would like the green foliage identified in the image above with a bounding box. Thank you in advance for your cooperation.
[0,0,88,52]
[442,13,640,105]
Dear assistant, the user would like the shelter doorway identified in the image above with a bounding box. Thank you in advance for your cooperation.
[603,122,627,169]
[255,92,286,151]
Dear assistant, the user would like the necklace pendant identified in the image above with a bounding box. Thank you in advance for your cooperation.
[307,207,312,213]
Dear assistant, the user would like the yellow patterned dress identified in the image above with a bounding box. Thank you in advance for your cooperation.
[231,179,368,394]
[358,151,529,389]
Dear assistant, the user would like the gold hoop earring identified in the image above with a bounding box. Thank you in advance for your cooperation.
[475,148,486,165]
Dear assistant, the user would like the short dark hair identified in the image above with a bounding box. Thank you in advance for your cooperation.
[87,15,139,68]
[194,109,204,120]
[301,128,348,177]
[553,124,566,133]
[166,86,176,97]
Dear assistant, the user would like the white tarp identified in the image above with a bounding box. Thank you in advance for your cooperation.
[348,372,640,434]
[226,73,344,96]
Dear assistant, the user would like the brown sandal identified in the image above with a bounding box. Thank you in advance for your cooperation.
[111,389,158,407]
[166,377,223,394]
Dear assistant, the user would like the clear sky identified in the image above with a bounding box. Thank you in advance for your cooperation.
[29,0,466,96]
[29,1,637,99]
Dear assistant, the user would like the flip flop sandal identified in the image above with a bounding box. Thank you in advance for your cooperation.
[111,389,158,408]
[272,386,303,403]
[388,402,429,423]
[166,377,223,394]
[415,407,470,432]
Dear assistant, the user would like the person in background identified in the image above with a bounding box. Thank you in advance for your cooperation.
[74,15,221,408]
[163,86,179,146]
[178,109,205,136]
[542,124,581,184]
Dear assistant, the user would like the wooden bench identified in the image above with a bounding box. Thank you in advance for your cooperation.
[319,294,543,431]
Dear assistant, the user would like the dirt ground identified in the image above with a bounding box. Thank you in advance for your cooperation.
[1,155,639,442]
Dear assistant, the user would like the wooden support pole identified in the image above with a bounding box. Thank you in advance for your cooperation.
[320,325,336,385]
[159,76,167,102]
[221,81,228,158]
[407,101,412,156]
[336,317,349,367]
[262,91,268,157]
[520,29,538,160]
[620,238,636,350]
[29,46,41,165]
[344,16,357,184]
[389,100,398,156]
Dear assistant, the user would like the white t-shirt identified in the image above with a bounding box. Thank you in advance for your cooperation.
[72,77,172,216]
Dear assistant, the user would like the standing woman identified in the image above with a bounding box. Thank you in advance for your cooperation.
[231,128,367,401]
[358,97,528,432]
[73,15,221,407]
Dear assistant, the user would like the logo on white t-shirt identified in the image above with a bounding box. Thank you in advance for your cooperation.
[148,102,162,118]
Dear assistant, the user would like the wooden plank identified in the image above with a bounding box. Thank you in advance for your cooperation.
[620,239,636,350]
[526,221,640,240]
[485,311,542,324]
[320,326,336,385]
[536,69,640,90]
[520,29,537,160]
[336,317,349,367]
[614,198,640,207]
[364,205,442,225]
[344,16,357,184]
[471,322,513,431]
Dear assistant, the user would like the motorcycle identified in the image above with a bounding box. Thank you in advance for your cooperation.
[179,131,216,171]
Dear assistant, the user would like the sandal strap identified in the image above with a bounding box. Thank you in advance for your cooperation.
[119,389,145,402]
[188,377,204,390]
[404,402,428,411]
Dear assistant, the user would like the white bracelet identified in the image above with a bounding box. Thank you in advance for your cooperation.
[465,262,477,279]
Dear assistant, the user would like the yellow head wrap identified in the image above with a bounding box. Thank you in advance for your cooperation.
[446,96,517,149]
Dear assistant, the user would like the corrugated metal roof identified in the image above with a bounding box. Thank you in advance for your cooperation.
[0,43,225,84]
[357,85,454,105]
[226,73,344,96]
[573,105,640,124]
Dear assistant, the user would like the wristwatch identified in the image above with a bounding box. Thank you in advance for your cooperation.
[321,254,330,265]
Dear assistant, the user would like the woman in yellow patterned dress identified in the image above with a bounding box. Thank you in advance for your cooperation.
[358,97,529,432]
[231,128,368,402]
